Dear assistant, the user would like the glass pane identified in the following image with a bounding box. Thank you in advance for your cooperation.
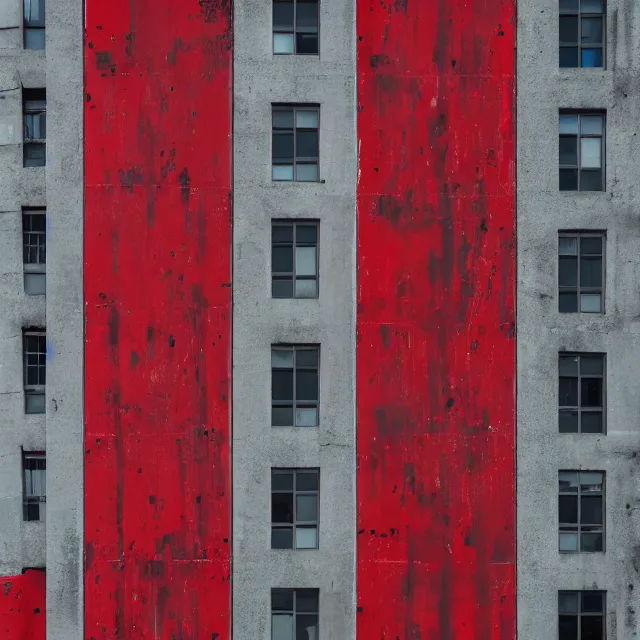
[581,115,603,135]
[580,355,603,375]
[296,407,318,427]
[272,406,293,426]
[581,412,603,434]
[560,115,579,134]
[559,236,577,255]
[296,495,318,522]
[296,111,318,129]
[296,164,318,182]
[559,292,578,312]
[559,410,579,433]
[559,0,578,9]
[273,1,294,29]
[24,143,46,167]
[25,29,45,50]
[296,590,319,612]
[27,367,40,386]
[559,378,578,406]
[560,47,579,67]
[296,614,319,640]
[580,294,601,313]
[582,592,604,613]
[296,526,318,549]
[296,130,319,157]
[560,471,579,492]
[559,591,579,614]
[26,392,45,414]
[295,279,317,298]
[580,236,602,254]
[296,0,319,28]
[558,615,578,638]
[559,355,579,377]
[272,527,293,549]
[272,350,294,368]
[560,168,578,190]
[297,33,318,55]
[581,495,603,525]
[581,616,603,639]
[273,370,294,401]
[273,278,294,298]
[559,495,578,524]
[560,532,578,551]
[582,141,603,171]
[274,33,295,54]
[296,224,317,244]
[273,110,294,129]
[296,471,319,491]
[296,246,316,276]
[580,169,603,191]
[272,492,294,523]
[273,165,294,181]
[582,48,602,67]
[273,224,293,243]
[581,0,603,12]
[560,137,578,165]
[272,470,294,491]
[559,16,579,42]
[273,246,294,273]
[24,273,46,296]
[580,255,602,286]
[559,256,577,287]
[296,370,318,400]
[272,614,294,640]
[581,378,602,407]
[272,589,294,611]
[273,133,294,160]
[296,349,318,367]
[580,472,603,490]
[581,532,603,552]
[581,17,603,43]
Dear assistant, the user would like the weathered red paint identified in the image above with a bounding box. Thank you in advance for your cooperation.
[84,1,232,638]
[0,570,45,639]
[356,1,516,638]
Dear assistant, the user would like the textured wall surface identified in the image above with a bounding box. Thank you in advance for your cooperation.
[356,1,516,638]
[0,569,45,640]
[84,1,232,638]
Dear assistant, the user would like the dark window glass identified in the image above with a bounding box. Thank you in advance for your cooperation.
[24,0,45,50]
[558,354,604,434]
[23,89,46,167]
[24,331,46,414]
[559,113,605,191]
[559,591,605,640]
[559,0,605,68]
[273,0,318,55]
[23,453,46,521]
[272,106,319,182]
[559,472,604,552]
[23,209,46,296]
[272,221,319,299]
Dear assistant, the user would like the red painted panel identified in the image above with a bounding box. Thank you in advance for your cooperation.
[356,1,516,638]
[0,570,45,639]
[84,2,232,639]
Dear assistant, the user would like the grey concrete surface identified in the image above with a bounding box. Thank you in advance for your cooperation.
[45,0,84,636]
[518,1,640,637]
[233,0,357,637]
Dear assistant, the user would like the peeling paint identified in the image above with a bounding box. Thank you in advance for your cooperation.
[0,570,45,640]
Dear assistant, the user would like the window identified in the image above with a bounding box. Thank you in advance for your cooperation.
[559,0,604,68]
[23,89,46,167]
[23,453,46,521]
[559,353,604,434]
[559,233,604,313]
[24,0,45,50]
[273,0,319,55]
[23,209,46,295]
[272,345,319,427]
[272,221,318,298]
[24,330,46,414]
[559,112,604,192]
[272,106,319,182]
[272,469,319,550]
[559,471,604,552]
[272,588,319,640]
[559,591,605,639]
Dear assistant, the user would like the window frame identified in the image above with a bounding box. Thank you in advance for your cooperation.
[23,208,46,295]
[272,104,320,183]
[558,352,605,434]
[558,231,605,314]
[272,220,319,299]
[23,329,46,414]
[558,590,606,640]
[22,451,46,522]
[559,111,605,192]
[23,0,45,50]
[23,88,46,168]
[271,587,320,640]
[271,344,320,427]
[559,470,605,553]
[271,468,320,550]
[559,0,605,69]
[272,0,320,56]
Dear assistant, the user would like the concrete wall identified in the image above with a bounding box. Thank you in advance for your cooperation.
[517,0,640,637]
[45,0,84,637]
[232,1,357,637]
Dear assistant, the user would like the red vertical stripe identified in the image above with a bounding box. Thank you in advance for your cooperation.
[0,570,45,639]
[84,2,232,638]
[356,1,516,638]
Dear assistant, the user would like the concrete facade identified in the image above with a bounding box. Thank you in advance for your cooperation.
[518,0,640,637]
[232,0,357,637]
